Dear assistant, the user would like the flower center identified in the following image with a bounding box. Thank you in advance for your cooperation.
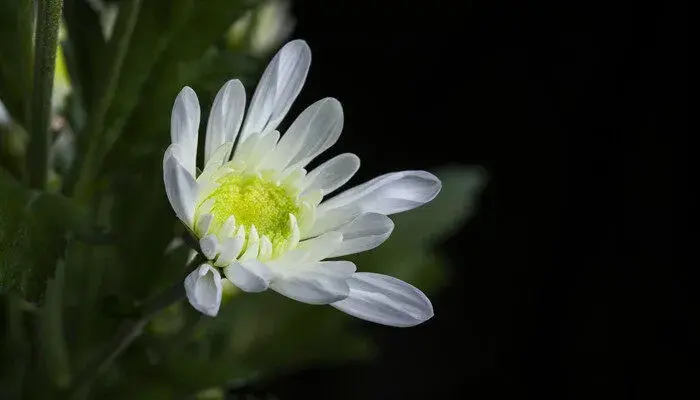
[200,171,299,247]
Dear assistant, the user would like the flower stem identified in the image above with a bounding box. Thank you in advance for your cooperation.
[28,0,63,189]
[67,254,205,399]
[67,0,141,201]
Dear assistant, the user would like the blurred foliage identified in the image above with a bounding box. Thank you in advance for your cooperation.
[0,0,488,398]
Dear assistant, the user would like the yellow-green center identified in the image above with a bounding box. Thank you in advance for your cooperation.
[200,172,299,246]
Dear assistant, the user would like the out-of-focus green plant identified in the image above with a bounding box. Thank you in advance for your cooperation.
[0,1,488,399]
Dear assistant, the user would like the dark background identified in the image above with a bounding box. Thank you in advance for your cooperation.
[240,1,687,398]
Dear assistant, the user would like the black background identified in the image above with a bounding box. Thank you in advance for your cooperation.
[239,1,688,398]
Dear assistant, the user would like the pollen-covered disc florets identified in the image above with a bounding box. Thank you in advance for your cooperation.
[194,162,307,261]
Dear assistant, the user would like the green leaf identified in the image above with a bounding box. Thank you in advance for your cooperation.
[28,0,63,189]
[41,260,72,388]
[0,0,34,128]
[0,169,96,300]
[112,292,373,397]
[103,0,260,167]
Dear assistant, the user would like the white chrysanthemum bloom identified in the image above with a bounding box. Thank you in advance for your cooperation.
[164,40,441,327]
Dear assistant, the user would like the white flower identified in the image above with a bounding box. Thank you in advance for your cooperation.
[164,40,441,327]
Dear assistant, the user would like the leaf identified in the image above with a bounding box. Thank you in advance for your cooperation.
[40,260,71,388]
[0,169,96,300]
[0,0,34,128]
[113,292,373,397]
[102,0,260,168]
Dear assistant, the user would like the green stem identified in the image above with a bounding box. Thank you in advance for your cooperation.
[28,0,63,189]
[42,262,71,389]
[67,254,205,399]
[67,0,142,201]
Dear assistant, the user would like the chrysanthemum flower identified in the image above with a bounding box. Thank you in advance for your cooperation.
[164,40,441,327]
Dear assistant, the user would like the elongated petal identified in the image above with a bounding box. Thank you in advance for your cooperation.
[240,39,311,141]
[329,213,394,257]
[200,142,234,178]
[331,273,433,327]
[163,152,197,228]
[268,97,343,171]
[296,231,343,261]
[246,130,281,170]
[205,79,246,164]
[301,153,359,196]
[311,171,441,234]
[184,264,223,317]
[223,259,273,293]
[170,86,200,175]
[269,260,356,304]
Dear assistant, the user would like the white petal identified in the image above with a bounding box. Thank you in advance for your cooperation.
[223,259,272,292]
[297,201,316,235]
[184,264,223,317]
[170,86,200,175]
[230,131,261,165]
[220,215,237,239]
[240,225,260,260]
[302,206,357,239]
[300,189,323,208]
[239,39,311,142]
[296,231,343,261]
[288,213,301,249]
[312,171,441,234]
[162,143,187,171]
[215,229,246,266]
[246,130,280,170]
[269,260,355,304]
[328,213,394,257]
[163,152,197,228]
[195,213,214,236]
[199,234,219,260]
[331,273,433,327]
[205,79,246,165]
[301,153,359,196]
[258,235,273,260]
[201,142,234,178]
[268,98,343,171]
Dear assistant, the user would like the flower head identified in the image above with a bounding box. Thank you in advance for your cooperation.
[164,40,441,326]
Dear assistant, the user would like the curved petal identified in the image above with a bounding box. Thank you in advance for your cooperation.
[170,86,201,175]
[331,272,433,327]
[311,171,441,234]
[301,153,359,196]
[215,233,245,267]
[184,264,223,317]
[205,79,246,165]
[223,259,273,293]
[269,260,356,304]
[267,97,344,171]
[328,213,394,257]
[239,39,311,142]
[199,234,219,260]
[163,151,197,228]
